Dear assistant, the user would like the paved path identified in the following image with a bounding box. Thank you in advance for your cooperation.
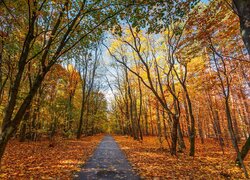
[74,135,140,180]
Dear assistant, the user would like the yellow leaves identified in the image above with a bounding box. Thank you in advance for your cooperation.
[187,55,206,73]
[67,64,74,73]
[162,28,173,37]
[0,173,7,178]
[109,40,123,54]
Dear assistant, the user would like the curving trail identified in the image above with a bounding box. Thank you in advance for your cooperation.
[74,135,140,180]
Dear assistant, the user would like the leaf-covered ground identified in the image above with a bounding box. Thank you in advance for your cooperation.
[0,135,103,179]
[114,136,250,179]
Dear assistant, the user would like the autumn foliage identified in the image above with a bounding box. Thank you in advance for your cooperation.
[0,135,103,179]
[115,135,250,179]
[0,0,249,179]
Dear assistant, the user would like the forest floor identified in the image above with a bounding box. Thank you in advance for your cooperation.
[114,135,250,179]
[1,134,249,179]
[0,134,103,179]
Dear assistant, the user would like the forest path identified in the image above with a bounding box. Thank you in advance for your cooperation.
[73,135,140,180]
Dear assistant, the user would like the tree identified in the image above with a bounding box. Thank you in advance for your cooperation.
[232,0,250,55]
[0,0,134,162]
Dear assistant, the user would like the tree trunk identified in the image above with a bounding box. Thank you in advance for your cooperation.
[233,0,250,55]
[225,98,249,178]
[162,111,171,150]
[77,89,86,139]
[156,100,163,147]
[137,78,143,140]
[144,104,149,136]
[197,108,204,144]
[0,72,46,162]
[182,87,195,156]
[207,93,225,152]
[31,92,41,141]
[177,123,186,152]
[170,115,179,156]
[19,105,31,142]
[183,92,191,136]
[0,37,3,93]
[237,135,250,164]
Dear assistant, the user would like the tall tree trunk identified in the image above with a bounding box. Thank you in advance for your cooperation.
[237,136,250,164]
[239,89,250,134]
[77,83,86,139]
[177,123,186,152]
[182,86,195,156]
[137,78,143,140]
[170,115,179,156]
[0,37,3,94]
[84,98,90,135]
[207,93,225,152]
[31,93,41,141]
[0,72,46,162]
[144,102,149,136]
[19,105,31,142]
[67,94,74,132]
[162,111,171,150]
[225,98,249,178]
[149,103,154,136]
[197,107,204,144]
[183,92,191,136]
[172,79,185,152]
[156,100,163,147]
[233,0,250,55]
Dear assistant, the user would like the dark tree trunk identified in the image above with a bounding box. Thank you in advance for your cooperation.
[77,88,86,139]
[66,94,74,132]
[30,91,41,141]
[225,98,248,178]
[0,72,46,162]
[156,100,163,146]
[0,37,3,92]
[237,136,250,164]
[183,87,195,156]
[183,92,191,136]
[170,115,179,156]
[233,0,250,55]
[137,78,143,140]
[144,104,149,136]
[19,105,31,142]
[207,93,225,152]
[197,109,204,144]
[162,111,171,150]
[177,123,186,152]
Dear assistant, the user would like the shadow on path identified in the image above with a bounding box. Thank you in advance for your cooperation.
[73,135,140,180]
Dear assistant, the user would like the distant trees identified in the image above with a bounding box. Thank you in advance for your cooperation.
[75,44,102,138]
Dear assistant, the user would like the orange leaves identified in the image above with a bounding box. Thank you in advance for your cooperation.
[0,135,103,179]
[114,135,250,179]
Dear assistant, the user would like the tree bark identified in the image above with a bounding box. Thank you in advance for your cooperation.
[0,72,46,161]
[19,105,31,142]
[182,86,195,156]
[170,115,179,155]
[77,82,86,139]
[177,123,186,152]
[237,135,250,164]
[225,98,248,178]
[233,0,250,55]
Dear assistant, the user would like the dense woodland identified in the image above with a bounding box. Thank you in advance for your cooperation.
[0,0,250,178]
